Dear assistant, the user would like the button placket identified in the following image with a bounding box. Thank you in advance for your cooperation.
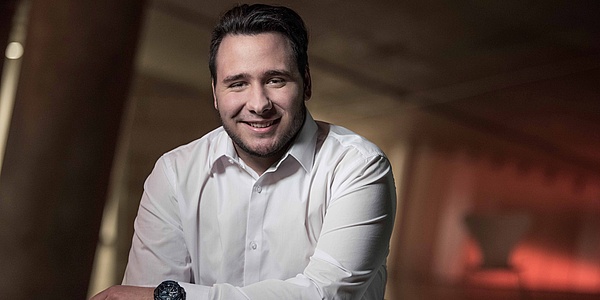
[244,179,267,284]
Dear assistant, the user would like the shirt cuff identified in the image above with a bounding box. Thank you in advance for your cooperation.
[178,282,211,300]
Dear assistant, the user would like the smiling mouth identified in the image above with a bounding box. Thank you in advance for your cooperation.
[245,119,278,128]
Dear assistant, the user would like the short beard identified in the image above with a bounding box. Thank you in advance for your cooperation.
[223,105,306,158]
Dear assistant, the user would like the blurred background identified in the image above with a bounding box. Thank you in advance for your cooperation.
[1,0,599,299]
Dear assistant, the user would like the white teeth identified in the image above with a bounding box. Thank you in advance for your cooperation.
[249,121,273,128]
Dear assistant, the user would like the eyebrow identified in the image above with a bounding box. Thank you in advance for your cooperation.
[220,69,294,84]
[221,73,249,84]
[264,69,294,78]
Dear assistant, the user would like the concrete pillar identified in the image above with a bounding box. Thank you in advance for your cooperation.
[0,0,146,298]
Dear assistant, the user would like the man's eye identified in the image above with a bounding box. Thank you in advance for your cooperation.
[229,82,246,89]
[267,78,285,86]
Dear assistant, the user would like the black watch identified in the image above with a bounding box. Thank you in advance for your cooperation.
[154,280,186,300]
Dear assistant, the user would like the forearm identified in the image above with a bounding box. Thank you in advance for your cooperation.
[89,286,153,300]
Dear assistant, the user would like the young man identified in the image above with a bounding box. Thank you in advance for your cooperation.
[92,4,396,300]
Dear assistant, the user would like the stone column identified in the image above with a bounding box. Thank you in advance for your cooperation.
[0,0,146,298]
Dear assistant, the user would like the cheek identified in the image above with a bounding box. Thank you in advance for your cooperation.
[271,89,304,110]
[215,95,241,117]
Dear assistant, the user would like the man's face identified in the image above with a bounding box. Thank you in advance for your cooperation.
[212,33,310,160]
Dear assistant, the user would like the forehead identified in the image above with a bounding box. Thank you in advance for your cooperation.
[215,33,296,75]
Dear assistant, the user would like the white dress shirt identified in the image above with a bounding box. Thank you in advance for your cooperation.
[123,112,396,299]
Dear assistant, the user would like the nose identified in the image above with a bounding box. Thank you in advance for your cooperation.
[247,85,272,115]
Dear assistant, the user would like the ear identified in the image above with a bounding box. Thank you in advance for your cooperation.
[212,79,218,110]
[303,67,312,101]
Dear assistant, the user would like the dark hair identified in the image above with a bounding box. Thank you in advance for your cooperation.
[209,4,309,82]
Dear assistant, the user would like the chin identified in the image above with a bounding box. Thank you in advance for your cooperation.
[247,146,282,158]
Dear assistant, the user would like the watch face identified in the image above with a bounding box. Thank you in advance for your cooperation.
[155,280,185,300]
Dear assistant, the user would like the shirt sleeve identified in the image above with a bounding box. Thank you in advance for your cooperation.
[122,156,193,285]
[124,154,396,300]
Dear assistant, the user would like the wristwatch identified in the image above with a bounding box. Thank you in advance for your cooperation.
[154,280,186,300]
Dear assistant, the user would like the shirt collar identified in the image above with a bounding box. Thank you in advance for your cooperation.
[209,111,318,173]
[207,129,237,171]
[285,111,317,173]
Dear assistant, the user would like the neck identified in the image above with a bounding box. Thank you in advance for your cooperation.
[244,156,279,175]
[236,147,286,175]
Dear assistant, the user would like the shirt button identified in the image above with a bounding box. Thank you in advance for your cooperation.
[250,241,258,250]
[254,185,262,193]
